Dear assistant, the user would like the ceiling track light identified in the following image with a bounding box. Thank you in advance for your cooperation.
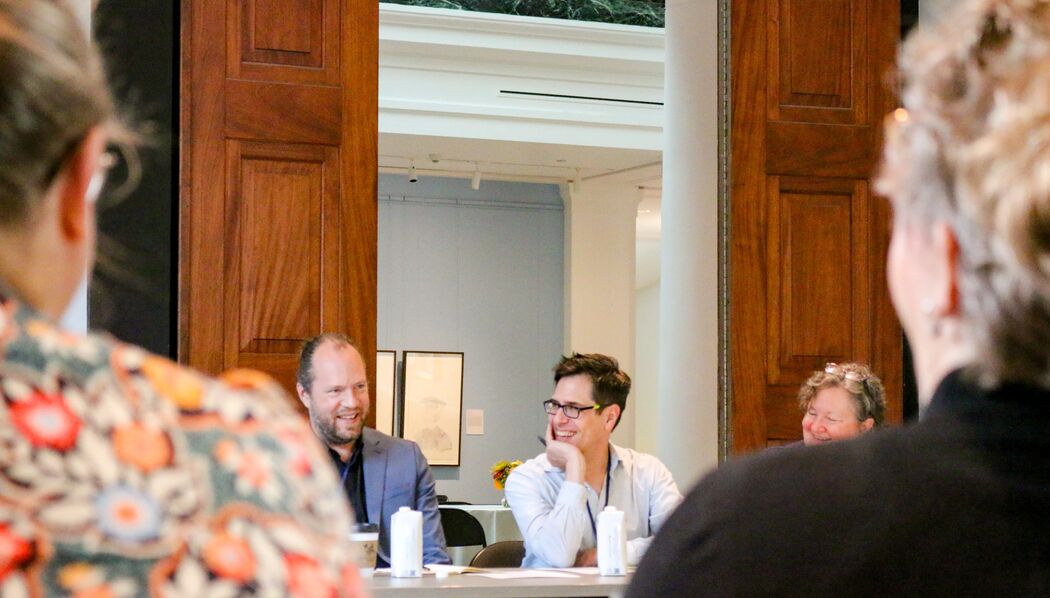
[408,161,418,183]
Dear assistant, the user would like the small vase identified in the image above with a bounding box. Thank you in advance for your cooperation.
[500,496,509,508]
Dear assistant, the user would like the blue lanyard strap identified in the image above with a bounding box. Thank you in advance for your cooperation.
[585,448,613,539]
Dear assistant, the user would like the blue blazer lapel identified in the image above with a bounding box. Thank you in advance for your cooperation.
[362,428,387,526]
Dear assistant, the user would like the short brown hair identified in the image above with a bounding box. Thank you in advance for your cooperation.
[554,353,631,428]
[297,333,358,391]
[797,362,886,426]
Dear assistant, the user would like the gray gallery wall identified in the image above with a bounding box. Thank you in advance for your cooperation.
[377,173,564,504]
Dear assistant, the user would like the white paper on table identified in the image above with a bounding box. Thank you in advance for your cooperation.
[565,567,601,575]
[475,570,580,579]
[425,564,483,575]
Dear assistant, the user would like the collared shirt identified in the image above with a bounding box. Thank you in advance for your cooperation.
[329,438,368,525]
[505,443,683,568]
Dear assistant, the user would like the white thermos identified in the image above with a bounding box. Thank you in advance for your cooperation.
[597,506,627,576]
[390,506,423,578]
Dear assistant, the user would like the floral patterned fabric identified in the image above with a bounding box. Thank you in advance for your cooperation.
[0,296,364,597]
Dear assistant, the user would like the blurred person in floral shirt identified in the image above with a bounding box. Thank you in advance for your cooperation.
[0,0,366,596]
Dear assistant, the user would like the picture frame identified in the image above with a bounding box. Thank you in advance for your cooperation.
[375,350,397,436]
[401,351,463,466]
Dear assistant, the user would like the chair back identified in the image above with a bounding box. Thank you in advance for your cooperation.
[439,507,487,548]
[469,540,526,568]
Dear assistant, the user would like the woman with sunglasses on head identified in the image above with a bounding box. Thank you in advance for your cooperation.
[797,362,886,446]
[0,1,364,594]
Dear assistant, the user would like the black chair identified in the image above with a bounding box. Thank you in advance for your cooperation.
[469,540,525,568]
[439,508,487,548]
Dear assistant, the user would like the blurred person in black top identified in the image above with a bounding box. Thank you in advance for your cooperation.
[630,0,1050,595]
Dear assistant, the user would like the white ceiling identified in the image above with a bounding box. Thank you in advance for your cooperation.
[379,132,661,183]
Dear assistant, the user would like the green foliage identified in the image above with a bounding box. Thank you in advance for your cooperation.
[382,0,665,28]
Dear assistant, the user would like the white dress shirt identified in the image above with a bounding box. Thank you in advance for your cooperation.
[504,443,682,568]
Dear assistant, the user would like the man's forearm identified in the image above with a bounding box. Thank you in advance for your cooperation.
[506,477,589,567]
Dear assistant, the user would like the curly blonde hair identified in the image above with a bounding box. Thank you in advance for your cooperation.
[797,362,886,426]
[876,0,1050,388]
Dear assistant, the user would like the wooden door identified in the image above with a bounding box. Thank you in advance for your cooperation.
[180,0,377,422]
[730,0,902,451]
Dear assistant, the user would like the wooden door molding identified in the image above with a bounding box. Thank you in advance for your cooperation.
[729,0,901,452]
[180,0,377,423]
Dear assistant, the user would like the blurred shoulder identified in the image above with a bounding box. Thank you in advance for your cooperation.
[0,308,361,595]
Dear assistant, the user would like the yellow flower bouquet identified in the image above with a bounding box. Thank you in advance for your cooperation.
[490,459,523,491]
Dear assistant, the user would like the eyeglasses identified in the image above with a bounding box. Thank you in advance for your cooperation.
[542,399,598,419]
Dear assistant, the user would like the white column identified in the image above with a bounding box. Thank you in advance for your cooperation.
[657,0,720,489]
[563,182,641,448]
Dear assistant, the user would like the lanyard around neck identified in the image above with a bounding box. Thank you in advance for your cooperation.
[585,448,613,539]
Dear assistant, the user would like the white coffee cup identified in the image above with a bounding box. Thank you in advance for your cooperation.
[349,522,380,577]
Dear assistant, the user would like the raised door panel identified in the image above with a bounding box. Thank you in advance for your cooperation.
[223,140,338,356]
[766,176,871,387]
[768,0,869,124]
[223,141,344,393]
[227,0,340,84]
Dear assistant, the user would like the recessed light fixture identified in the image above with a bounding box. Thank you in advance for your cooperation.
[637,209,652,214]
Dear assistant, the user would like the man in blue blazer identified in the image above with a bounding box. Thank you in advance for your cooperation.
[297,333,451,567]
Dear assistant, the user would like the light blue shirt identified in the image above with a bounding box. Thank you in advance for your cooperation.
[504,443,682,568]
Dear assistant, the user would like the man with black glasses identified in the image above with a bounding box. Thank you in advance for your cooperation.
[505,353,682,568]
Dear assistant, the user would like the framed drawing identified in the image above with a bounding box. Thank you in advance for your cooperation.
[375,350,396,435]
[401,351,463,466]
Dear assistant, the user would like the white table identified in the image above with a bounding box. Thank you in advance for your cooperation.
[440,504,523,565]
[366,569,629,597]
